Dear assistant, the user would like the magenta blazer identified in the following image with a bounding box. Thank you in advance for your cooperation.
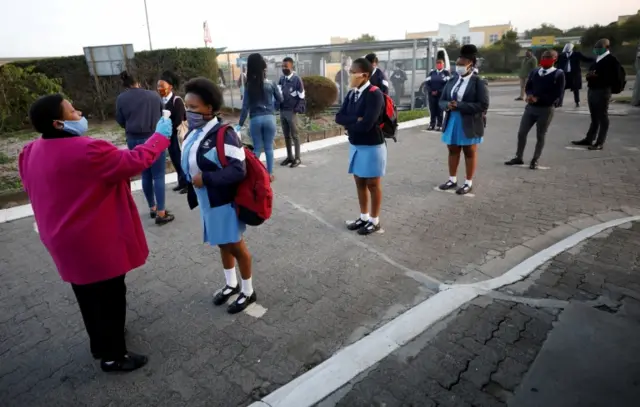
[19,133,170,285]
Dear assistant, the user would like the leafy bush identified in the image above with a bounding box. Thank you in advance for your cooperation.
[0,65,63,133]
[302,75,338,118]
[10,47,219,122]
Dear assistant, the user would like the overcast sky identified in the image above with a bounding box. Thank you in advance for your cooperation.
[0,0,637,58]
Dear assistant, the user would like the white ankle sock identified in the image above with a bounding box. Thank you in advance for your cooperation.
[449,176,457,183]
[465,179,473,187]
[224,267,238,288]
[241,278,254,297]
[370,217,380,226]
[360,213,370,221]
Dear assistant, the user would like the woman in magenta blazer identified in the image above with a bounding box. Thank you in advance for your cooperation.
[18,94,172,373]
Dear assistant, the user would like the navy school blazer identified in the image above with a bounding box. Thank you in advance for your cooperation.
[439,73,490,138]
[335,84,385,146]
[184,118,247,210]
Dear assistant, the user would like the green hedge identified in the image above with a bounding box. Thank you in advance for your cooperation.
[10,47,219,122]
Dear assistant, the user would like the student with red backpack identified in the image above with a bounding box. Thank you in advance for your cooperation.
[336,57,388,236]
[181,77,272,314]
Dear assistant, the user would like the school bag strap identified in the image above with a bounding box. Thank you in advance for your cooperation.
[215,124,232,167]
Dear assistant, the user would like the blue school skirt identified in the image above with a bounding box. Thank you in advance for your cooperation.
[194,186,246,246]
[441,111,483,146]
[348,143,387,178]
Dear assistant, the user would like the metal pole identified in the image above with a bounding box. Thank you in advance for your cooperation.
[227,53,235,110]
[143,0,153,50]
[339,51,345,103]
[410,39,417,110]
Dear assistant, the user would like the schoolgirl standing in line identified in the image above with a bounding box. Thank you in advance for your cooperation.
[336,58,386,235]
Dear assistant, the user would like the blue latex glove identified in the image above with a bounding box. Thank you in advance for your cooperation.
[155,117,172,138]
[234,124,242,133]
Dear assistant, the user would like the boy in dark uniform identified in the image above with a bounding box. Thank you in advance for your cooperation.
[425,58,451,130]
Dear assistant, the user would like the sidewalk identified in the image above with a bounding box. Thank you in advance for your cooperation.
[325,221,640,407]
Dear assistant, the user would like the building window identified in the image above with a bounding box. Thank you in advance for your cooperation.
[489,34,499,43]
[462,36,471,45]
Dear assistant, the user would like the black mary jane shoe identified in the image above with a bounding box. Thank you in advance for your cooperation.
[505,157,524,166]
[213,285,240,306]
[280,158,293,166]
[456,184,473,195]
[149,210,157,219]
[290,158,302,168]
[100,352,148,373]
[227,292,257,314]
[438,180,458,191]
[357,221,381,236]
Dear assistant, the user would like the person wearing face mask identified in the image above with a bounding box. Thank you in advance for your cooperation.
[19,94,173,372]
[336,57,386,236]
[238,53,283,181]
[438,45,490,195]
[390,63,408,105]
[116,71,175,225]
[180,77,256,314]
[555,43,593,108]
[425,58,451,131]
[278,57,306,168]
[572,38,624,151]
[505,50,564,170]
[157,70,188,194]
[365,53,389,94]
[516,49,538,101]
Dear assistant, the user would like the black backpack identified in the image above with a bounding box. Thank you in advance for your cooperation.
[611,65,627,94]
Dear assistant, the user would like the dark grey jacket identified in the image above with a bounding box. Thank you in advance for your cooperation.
[439,74,489,138]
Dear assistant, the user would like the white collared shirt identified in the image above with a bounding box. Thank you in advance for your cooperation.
[353,80,371,102]
[185,118,218,178]
[451,74,471,100]
[162,92,173,105]
[538,67,557,76]
[565,52,572,72]
[596,50,610,63]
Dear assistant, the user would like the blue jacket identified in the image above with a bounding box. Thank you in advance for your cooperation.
[425,69,451,95]
[183,119,246,210]
[116,88,163,139]
[335,83,385,146]
[369,68,389,94]
[239,80,283,126]
[278,73,305,112]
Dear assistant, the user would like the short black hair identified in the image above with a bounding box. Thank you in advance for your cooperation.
[184,77,223,111]
[365,53,378,64]
[160,70,179,87]
[352,58,374,76]
[29,94,65,134]
[283,57,294,64]
[120,70,137,88]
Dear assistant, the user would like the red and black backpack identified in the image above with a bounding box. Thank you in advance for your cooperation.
[369,85,399,142]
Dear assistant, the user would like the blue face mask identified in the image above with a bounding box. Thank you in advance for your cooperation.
[61,117,88,136]
[186,111,209,129]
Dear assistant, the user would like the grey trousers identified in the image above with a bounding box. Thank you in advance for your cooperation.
[516,104,555,161]
[281,110,300,160]
[586,88,611,145]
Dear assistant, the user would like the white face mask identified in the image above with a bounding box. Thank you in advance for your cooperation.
[455,65,470,76]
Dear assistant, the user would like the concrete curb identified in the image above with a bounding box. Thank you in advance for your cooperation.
[0,117,430,224]
[249,211,640,407]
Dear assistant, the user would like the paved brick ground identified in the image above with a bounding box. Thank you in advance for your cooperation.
[1,89,639,406]
[326,222,640,407]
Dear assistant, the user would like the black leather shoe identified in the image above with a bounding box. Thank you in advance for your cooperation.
[172,184,185,192]
[456,184,473,195]
[588,144,604,151]
[436,126,442,132]
[530,160,539,170]
[505,157,524,166]
[438,180,457,191]
[280,158,293,166]
[155,212,175,226]
[575,102,580,108]
[100,352,148,373]
[213,285,240,306]
[227,292,257,314]
[572,139,592,146]
[290,158,302,168]
[427,125,435,131]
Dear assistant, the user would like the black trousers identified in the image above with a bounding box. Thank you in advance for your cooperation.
[586,88,612,145]
[168,133,187,188]
[516,105,555,161]
[72,275,127,361]
[559,88,580,106]
[428,94,443,126]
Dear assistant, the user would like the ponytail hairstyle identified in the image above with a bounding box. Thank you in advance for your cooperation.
[120,70,138,88]
[459,44,478,67]
[246,53,266,103]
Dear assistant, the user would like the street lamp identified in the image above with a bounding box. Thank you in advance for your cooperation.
[143,0,153,50]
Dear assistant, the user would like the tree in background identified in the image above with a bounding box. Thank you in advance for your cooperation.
[524,23,564,39]
[444,38,461,58]
[346,34,378,60]
[493,30,521,71]
[563,26,588,37]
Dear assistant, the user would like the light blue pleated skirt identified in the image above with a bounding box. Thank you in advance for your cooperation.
[194,187,246,246]
[348,143,387,178]
[441,111,483,146]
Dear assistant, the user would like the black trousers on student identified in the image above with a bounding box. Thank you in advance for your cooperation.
[428,94,443,127]
[168,133,187,188]
[516,104,555,161]
[586,88,612,146]
[71,275,127,361]
[559,88,580,106]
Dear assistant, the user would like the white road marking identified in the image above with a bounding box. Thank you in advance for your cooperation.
[33,222,38,233]
[514,164,551,170]
[433,186,475,198]
[0,118,431,225]
[565,146,589,150]
[249,213,640,407]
